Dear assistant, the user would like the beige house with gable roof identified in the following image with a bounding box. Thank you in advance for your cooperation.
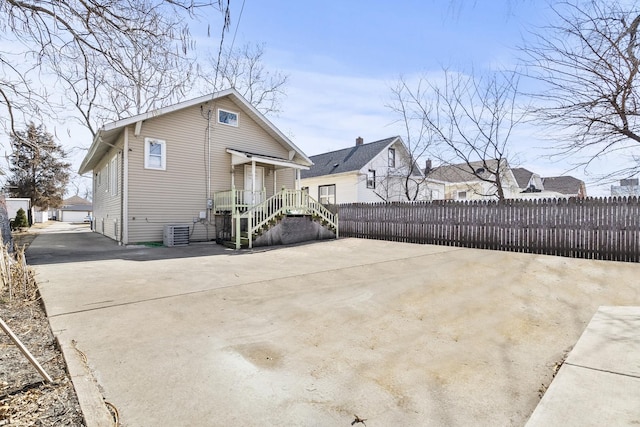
[79,88,337,248]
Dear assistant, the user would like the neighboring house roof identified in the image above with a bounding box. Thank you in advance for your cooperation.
[62,196,91,206]
[79,88,311,175]
[541,176,585,195]
[426,159,505,183]
[301,136,400,179]
[59,196,92,211]
[511,167,536,188]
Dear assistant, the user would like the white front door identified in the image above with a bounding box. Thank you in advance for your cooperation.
[244,165,265,205]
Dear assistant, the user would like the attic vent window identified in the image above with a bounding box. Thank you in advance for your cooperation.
[475,167,485,175]
[218,108,238,127]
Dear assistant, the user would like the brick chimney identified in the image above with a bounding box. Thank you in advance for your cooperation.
[425,159,432,174]
[356,136,364,146]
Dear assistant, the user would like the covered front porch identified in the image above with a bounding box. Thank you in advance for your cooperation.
[213,149,338,249]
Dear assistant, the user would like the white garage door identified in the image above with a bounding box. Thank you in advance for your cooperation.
[61,211,89,223]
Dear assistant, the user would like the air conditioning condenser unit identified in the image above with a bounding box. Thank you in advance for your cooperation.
[163,224,190,247]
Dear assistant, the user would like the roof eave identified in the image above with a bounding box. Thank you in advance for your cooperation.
[78,88,312,174]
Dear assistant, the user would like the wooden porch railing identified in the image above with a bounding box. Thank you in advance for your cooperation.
[212,189,266,213]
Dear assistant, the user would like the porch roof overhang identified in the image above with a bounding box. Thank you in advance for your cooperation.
[227,149,310,170]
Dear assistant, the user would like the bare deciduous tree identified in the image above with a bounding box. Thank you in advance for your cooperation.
[394,70,524,201]
[0,0,231,137]
[522,0,640,177]
[201,42,289,115]
[385,81,440,201]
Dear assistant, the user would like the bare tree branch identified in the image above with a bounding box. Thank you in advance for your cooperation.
[394,69,525,201]
[200,42,289,115]
[521,0,640,178]
[0,0,231,140]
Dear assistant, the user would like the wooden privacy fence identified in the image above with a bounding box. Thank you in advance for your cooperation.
[338,197,640,262]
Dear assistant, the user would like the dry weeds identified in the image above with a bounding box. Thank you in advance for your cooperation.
[1,230,85,426]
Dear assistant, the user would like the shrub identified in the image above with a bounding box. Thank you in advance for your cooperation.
[13,208,28,229]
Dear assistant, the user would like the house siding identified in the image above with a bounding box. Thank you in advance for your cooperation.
[302,138,438,204]
[92,144,123,240]
[124,97,296,244]
[356,142,409,202]
[302,173,357,205]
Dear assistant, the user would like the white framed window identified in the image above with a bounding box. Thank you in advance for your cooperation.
[144,138,166,170]
[318,184,336,205]
[366,169,376,189]
[109,157,118,195]
[457,191,467,200]
[218,108,239,127]
[388,148,396,168]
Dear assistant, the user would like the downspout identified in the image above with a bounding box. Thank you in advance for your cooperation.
[207,109,212,222]
[122,127,129,244]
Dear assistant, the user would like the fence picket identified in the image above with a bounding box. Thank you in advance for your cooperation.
[337,197,640,263]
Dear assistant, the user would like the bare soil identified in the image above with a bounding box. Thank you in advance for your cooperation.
[0,229,85,426]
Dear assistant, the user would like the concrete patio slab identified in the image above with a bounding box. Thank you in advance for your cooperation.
[526,306,640,426]
[28,222,640,426]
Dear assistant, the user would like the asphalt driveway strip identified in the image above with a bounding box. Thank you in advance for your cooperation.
[28,223,640,426]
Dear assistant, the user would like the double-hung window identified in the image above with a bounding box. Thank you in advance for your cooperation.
[388,148,396,168]
[144,138,166,170]
[109,157,118,195]
[366,170,376,189]
[318,184,336,205]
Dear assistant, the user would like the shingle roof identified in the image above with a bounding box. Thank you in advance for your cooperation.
[426,159,503,183]
[301,137,399,179]
[511,167,535,188]
[63,196,92,207]
[541,176,584,195]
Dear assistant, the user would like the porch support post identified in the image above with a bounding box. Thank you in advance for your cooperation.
[273,169,277,194]
[251,161,256,194]
[231,164,235,189]
[295,169,301,190]
[235,210,241,250]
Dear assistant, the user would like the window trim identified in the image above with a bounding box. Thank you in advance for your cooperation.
[218,108,239,127]
[144,137,166,170]
[388,147,396,168]
[366,169,376,189]
[318,184,336,205]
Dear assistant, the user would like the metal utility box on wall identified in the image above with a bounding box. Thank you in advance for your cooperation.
[163,224,190,247]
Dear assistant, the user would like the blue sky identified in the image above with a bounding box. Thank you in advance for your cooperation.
[233,1,541,75]
[200,1,612,188]
[202,1,633,196]
[2,1,621,196]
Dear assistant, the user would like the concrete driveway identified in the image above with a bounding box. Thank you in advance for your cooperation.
[30,222,640,426]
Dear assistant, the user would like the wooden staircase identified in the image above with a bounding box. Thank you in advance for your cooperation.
[220,189,338,249]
